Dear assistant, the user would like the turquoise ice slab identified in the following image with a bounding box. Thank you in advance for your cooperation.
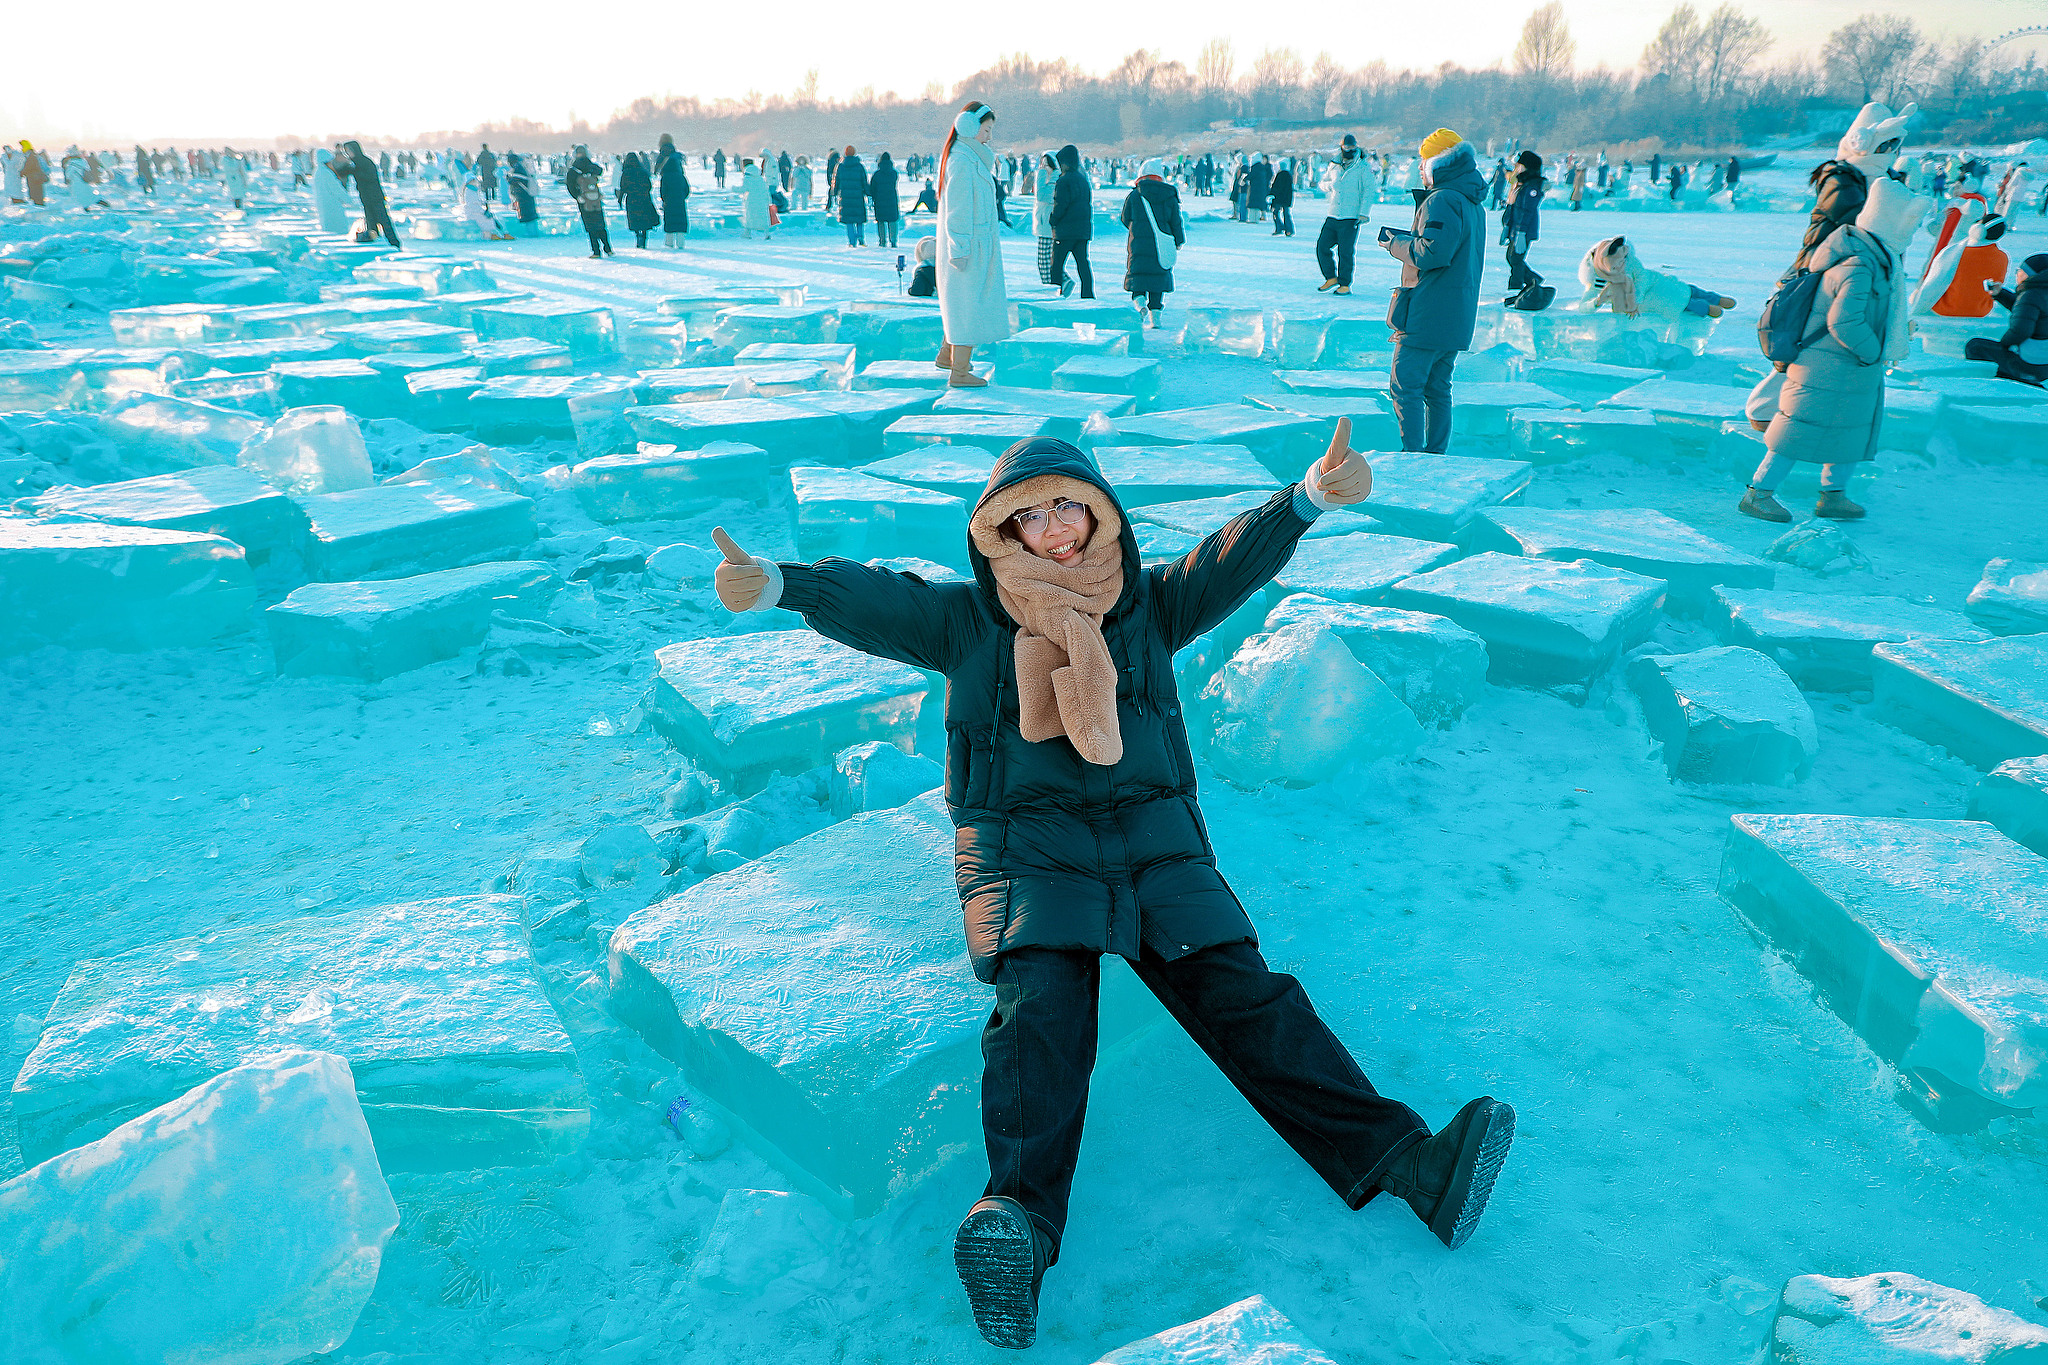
[1719,814,2048,1113]
[1129,489,1389,541]
[1966,560,2048,636]
[266,561,561,680]
[789,465,969,567]
[1090,444,1279,506]
[1871,633,2048,770]
[11,895,588,1171]
[471,299,616,357]
[856,444,996,501]
[1971,757,2048,858]
[1361,453,1534,542]
[572,441,776,522]
[1267,531,1460,607]
[1089,1295,1337,1364]
[1507,407,1675,466]
[294,478,537,581]
[28,465,307,566]
[468,375,643,441]
[931,384,1136,441]
[0,521,254,654]
[642,364,830,403]
[735,342,857,387]
[647,630,929,792]
[1708,588,1989,692]
[882,412,1058,455]
[1627,646,1817,785]
[1600,377,1748,446]
[1238,393,1403,454]
[1263,594,1488,728]
[1110,405,1325,479]
[1388,551,1667,690]
[777,389,938,463]
[1472,506,1771,614]
[1522,358,1660,405]
[190,335,346,373]
[625,397,851,468]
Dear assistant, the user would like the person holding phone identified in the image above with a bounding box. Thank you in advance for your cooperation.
[1380,128,1488,453]
[1315,133,1374,294]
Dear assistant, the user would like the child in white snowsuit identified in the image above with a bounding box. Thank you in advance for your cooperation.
[1576,236,1735,319]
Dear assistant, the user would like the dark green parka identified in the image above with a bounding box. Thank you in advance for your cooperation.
[774,438,1319,982]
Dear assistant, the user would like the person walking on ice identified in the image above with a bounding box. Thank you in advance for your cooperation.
[708,419,1517,1352]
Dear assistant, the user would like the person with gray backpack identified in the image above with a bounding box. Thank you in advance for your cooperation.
[1122,158,1184,328]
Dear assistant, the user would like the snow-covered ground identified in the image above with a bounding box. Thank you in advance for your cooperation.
[2,164,2045,1364]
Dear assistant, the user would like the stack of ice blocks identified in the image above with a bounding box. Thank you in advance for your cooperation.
[1471,507,1771,614]
[29,466,307,568]
[626,398,852,468]
[472,300,617,358]
[1388,552,1667,689]
[1,521,255,654]
[572,441,776,522]
[293,479,537,581]
[1706,588,1988,692]
[789,465,970,566]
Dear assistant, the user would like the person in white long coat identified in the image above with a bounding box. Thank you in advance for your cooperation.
[935,102,1008,386]
[313,149,350,234]
[741,160,772,237]
[223,151,249,207]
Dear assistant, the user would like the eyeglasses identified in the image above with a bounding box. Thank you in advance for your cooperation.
[1012,500,1088,534]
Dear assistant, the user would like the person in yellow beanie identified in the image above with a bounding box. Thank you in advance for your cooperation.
[1379,127,1489,451]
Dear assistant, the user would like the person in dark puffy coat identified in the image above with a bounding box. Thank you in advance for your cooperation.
[709,430,1514,1352]
[1268,158,1295,236]
[1383,129,1488,453]
[1247,153,1272,221]
[566,146,611,258]
[1500,150,1544,303]
[654,134,690,248]
[1121,158,1184,327]
[869,151,901,248]
[1966,252,2048,384]
[836,146,869,246]
[1049,143,1093,299]
[617,151,658,248]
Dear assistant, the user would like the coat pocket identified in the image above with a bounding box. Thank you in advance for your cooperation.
[1387,286,1411,332]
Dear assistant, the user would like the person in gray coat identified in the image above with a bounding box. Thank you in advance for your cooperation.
[1379,130,1487,452]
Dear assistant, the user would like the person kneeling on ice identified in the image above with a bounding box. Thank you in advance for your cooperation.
[1576,236,1735,319]
[710,424,1516,1352]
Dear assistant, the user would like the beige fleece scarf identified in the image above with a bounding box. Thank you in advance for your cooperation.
[970,474,1126,766]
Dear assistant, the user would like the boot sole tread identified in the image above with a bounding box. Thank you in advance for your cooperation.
[1433,1100,1515,1251]
[954,1205,1037,1349]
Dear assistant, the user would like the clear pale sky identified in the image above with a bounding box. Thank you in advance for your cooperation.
[7,0,2044,143]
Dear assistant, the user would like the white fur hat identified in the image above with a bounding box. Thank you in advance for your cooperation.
[1839,102,1916,160]
[1139,157,1165,178]
[953,106,992,139]
[1856,173,1924,251]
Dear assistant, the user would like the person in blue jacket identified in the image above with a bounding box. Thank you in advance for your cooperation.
[1501,150,1546,305]
[710,428,1516,1351]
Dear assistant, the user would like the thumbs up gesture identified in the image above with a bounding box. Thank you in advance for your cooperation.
[711,526,770,612]
[1313,417,1372,506]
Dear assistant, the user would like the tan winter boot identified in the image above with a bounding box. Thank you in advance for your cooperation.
[949,344,987,387]
[1739,488,1792,523]
[935,342,954,371]
[1815,489,1866,519]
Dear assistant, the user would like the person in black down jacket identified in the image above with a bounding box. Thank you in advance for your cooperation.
[335,140,400,247]
[617,151,658,249]
[1049,143,1093,298]
[836,145,869,246]
[709,433,1515,1352]
[654,134,689,249]
[1268,157,1296,237]
[1247,152,1272,222]
[1966,252,2048,385]
[869,151,901,249]
[1122,158,1184,328]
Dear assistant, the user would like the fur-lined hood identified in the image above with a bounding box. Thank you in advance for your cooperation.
[1420,139,1484,201]
[968,439,1140,622]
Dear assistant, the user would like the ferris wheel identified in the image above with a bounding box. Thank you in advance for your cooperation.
[1984,24,2048,58]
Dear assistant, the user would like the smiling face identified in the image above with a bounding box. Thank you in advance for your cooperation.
[1012,498,1096,564]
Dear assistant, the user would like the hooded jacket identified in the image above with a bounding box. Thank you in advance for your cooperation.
[869,155,899,222]
[1992,254,2048,363]
[1327,154,1374,219]
[339,141,387,213]
[1050,144,1091,242]
[768,438,1324,981]
[618,153,658,231]
[1386,139,1488,352]
[938,108,1009,346]
[837,155,869,224]
[1765,216,1900,466]
[1122,174,1184,294]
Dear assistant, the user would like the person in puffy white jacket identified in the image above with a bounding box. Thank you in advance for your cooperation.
[935,101,1009,386]
[1575,236,1735,318]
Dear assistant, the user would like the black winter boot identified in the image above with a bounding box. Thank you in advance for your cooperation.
[954,1196,1052,1349]
[1373,1096,1515,1250]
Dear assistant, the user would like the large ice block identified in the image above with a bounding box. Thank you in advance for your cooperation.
[102,392,266,470]
[1180,305,1268,358]
[231,302,353,339]
[1967,559,2048,635]
[350,254,492,296]
[469,336,573,377]
[1707,588,1989,692]
[1013,298,1143,341]
[404,367,487,431]
[191,334,346,373]
[1239,393,1403,452]
[1522,358,1660,406]
[857,444,996,501]
[609,795,976,1213]
[790,465,970,567]
[11,896,589,1170]
[882,412,1058,455]
[1052,355,1165,407]
[1090,1296,1337,1365]
[0,1052,398,1365]
[1272,369,1389,398]
[1111,405,1325,478]
[107,303,242,346]
[0,521,255,654]
[1389,552,1667,689]
[735,342,857,388]
[932,384,1137,441]
[648,632,929,792]
[1507,407,1675,466]
[1473,507,1771,614]
[1880,386,1944,455]
[71,348,198,407]
[1263,593,1488,727]
[1943,403,2048,465]
[471,300,617,357]
[1970,756,2048,858]
[1132,489,1389,541]
[838,299,946,363]
[427,290,537,328]
[777,389,939,463]
[170,369,283,417]
[1628,646,1817,785]
[270,359,398,417]
[325,319,472,357]
[1719,815,2048,1114]
[1919,374,2048,409]
[857,358,992,390]
[983,326,1131,387]
[294,478,537,581]
[267,561,560,679]
[1091,444,1280,506]
[239,404,375,496]
[572,441,775,522]
[28,465,307,567]
[643,364,830,403]
[1763,1272,2048,1364]
[1871,634,2048,770]
[1268,531,1459,606]
[1599,378,1749,448]
[625,397,850,467]
[1445,381,1576,440]
[468,374,644,442]
[1204,625,1425,787]
[710,305,840,350]
[1360,452,1534,542]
